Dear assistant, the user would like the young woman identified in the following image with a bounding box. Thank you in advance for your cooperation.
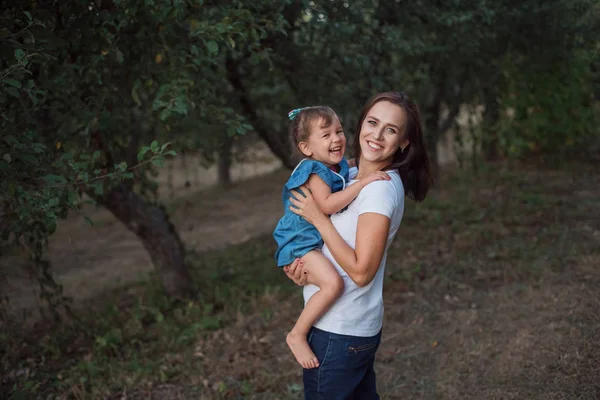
[283,91,432,399]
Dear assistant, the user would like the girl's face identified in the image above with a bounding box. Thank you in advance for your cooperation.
[299,116,346,166]
[358,101,409,166]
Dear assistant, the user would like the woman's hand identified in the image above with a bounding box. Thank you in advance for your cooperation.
[283,258,308,286]
[289,185,328,226]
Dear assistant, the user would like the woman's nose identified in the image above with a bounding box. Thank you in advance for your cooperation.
[372,128,384,140]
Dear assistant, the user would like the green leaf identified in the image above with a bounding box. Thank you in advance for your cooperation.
[92,182,104,196]
[2,78,21,88]
[84,216,94,226]
[159,108,171,121]
[206,40,219,55]
[151,156,165,167]
[137,147,150,162]
[6,87,20,98]
[131,87,142,106]
[32,143,45,153]
[67,189,77,205]
[160,142,171,152]
[23,11,32,21]
[150,141,159,153]
[14,49,25,60]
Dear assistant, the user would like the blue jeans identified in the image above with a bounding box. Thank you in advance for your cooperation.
[303,327,382,400]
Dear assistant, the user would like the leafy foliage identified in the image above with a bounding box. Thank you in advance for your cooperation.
[0,0,286,303]
[225,0,599,167]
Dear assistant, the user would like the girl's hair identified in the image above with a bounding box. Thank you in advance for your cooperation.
[352,91,432,202]
[289,106,338,158]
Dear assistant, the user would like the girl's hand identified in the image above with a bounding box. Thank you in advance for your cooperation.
[359,171,391,188]
[289,185,328,226]
[283,258,308,286]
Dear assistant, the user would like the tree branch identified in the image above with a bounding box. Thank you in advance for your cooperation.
[225,56,294,169]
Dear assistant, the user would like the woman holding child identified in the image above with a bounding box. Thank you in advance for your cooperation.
[275,91,431,399]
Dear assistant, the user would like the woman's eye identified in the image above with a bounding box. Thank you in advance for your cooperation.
[386,127,397,134]
[322,134,330,138]
[337,130,344,135]
[368,120,376,125]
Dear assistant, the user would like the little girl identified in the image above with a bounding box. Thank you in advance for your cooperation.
[273,106,390,369]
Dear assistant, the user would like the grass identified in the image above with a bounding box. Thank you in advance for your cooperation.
[2,160,600,399]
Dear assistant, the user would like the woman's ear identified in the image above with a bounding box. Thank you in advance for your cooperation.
[400,139,410,152]
[298,141,312,157]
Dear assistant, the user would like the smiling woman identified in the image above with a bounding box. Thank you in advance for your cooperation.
[271,105,392,370]
[357,101,409,169]
[283,91,432,399]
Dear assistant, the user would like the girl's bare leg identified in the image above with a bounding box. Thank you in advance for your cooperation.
[286,250,343,369]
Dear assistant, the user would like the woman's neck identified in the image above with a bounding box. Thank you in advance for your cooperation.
[355,158,391,179]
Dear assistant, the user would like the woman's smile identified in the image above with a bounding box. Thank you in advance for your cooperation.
[366,141,383,151]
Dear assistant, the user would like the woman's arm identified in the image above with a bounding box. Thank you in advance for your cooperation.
[289,184,391,287]
[314,212,389,287]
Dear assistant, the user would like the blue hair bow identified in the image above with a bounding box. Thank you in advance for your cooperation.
[288,107,308,120]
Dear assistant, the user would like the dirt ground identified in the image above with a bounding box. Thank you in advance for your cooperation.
[0,146,285,322]
[173,164,600,400]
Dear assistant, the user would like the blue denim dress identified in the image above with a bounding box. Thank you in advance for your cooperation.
[273,158,349,267]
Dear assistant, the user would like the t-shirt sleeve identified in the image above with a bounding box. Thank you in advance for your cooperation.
[348,166,358,180]
[356,180,398,218]
[286,159,331,190]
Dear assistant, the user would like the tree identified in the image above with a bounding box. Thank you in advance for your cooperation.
[0,0,285,304]
[225,0,598,173]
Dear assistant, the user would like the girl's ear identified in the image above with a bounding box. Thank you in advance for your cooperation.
[298,141,312,157]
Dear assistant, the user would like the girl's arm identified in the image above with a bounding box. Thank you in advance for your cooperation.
[307,171,390,215]
[289,184,392,287]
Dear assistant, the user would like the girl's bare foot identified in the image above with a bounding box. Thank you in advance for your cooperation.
[286,330,319,369]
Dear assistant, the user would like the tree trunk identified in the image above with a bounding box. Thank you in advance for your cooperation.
[424,88,462,180]
[94,184,192,298]
[482,88,501,161]
[217,136,233,187]
[424,93,442,180]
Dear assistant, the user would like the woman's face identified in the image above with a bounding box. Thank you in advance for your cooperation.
[358,101,409,165]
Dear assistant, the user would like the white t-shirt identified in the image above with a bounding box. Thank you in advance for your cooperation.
[303,167,405,337]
